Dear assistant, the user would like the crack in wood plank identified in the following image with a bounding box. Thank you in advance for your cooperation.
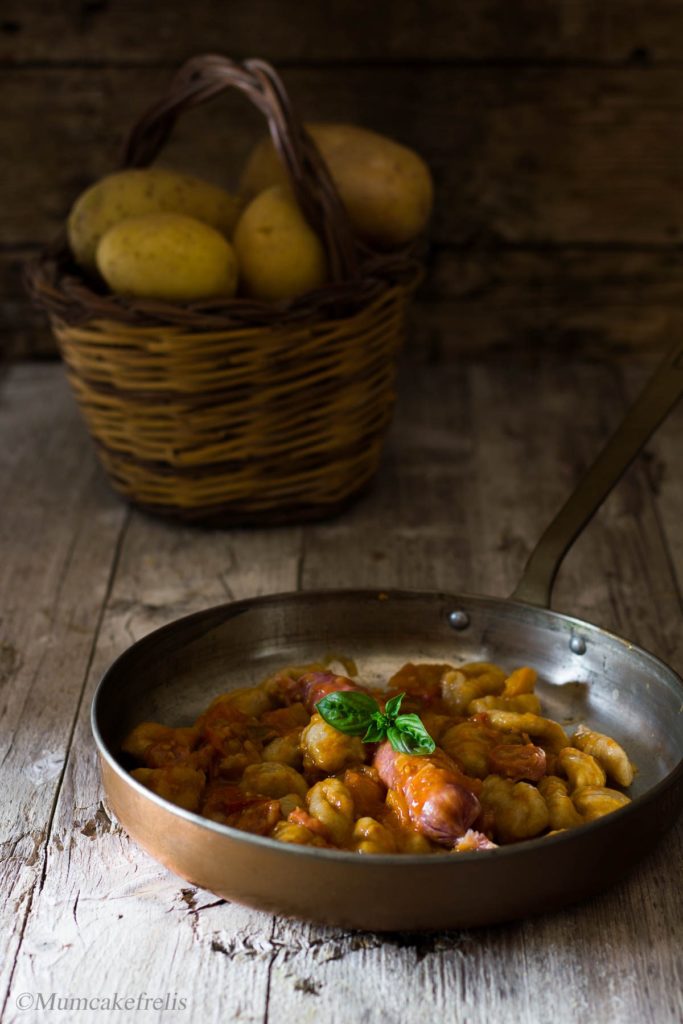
[261,917,278,1024]
[0,507,130,1022]
[0,359,680,1024]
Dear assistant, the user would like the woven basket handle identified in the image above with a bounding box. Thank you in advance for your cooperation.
[119,54,359,282]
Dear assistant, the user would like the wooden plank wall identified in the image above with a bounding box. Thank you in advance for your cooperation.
[3,0,683,357]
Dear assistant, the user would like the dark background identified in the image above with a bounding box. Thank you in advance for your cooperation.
[3,0,683,359]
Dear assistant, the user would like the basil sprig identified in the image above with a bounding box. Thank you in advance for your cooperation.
[315,690,436,755]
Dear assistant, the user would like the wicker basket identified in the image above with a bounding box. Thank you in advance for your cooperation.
[25,55,422,525]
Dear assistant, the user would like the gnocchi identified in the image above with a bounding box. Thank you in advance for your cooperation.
[123,658,636,854]
[572,725,635,788]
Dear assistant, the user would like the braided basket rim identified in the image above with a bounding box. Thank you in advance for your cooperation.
[25,239,423,332]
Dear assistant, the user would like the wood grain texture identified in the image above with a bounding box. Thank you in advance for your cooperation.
[7,512,304,1023]
[9,60,683,358]
[0,355,680,1023]
[650,400,683,591]
[421,246,683,355]
[6,1,683,360]
[1,0,682,64]
[301,355,683,668]
[0,248,48,359]
[622,358,683,636]
[7,65,683,250]
[0,365,127,1013]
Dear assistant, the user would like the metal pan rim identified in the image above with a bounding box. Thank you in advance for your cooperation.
[91,587,683,866]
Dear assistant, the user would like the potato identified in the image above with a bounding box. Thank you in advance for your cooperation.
[240,123,433,248]
[96,213,238,303]
[68,167,241,271]
[233,186,328,301]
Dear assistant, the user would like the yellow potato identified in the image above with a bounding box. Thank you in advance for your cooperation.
[96,213,238,302]
[240,123,433,248]
[233,186,328,302]
[68,167,241,272]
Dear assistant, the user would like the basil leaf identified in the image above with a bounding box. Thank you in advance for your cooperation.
[362,712,388,744]
[315,690,435,756]
[383,692,405,722]
[315,690,379,735]
[387,714,436,755]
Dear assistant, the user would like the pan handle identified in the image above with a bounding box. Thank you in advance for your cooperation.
[510,341,683,608]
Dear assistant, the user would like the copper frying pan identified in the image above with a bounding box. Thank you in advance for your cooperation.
[92,342,683,931]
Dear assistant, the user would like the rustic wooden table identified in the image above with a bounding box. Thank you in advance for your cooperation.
[1,350,681,1024]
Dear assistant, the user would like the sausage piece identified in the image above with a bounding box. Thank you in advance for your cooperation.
[374,742,481,846]
[297,671,364,712]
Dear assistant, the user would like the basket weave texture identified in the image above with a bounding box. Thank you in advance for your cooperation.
[25,55,422,524]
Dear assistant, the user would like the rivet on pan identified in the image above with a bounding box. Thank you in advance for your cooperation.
[570,635,587,655]
[448,610,470,631]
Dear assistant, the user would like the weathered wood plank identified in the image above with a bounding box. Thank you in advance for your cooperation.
[621,357,683,625]
[420,245,683,356]
[277,354,683,1024]
[4,449,305,1020]
[0,365,127,1012]
[0,247,51,360]
[260,854,683,1024]
[1,358,680,1024]
[298,352,683,668]
[300,354,682,639]
[5,66,683,250]
[1,0,682,64]
[649,400,683,594]
[466,356,682,671]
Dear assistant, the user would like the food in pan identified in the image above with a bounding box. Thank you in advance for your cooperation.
[121,659,635,854]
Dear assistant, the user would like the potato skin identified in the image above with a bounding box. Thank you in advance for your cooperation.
[233,186,328,302]
[240,123,433,248]
[96,213,238,302]
[68,167,241,271]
